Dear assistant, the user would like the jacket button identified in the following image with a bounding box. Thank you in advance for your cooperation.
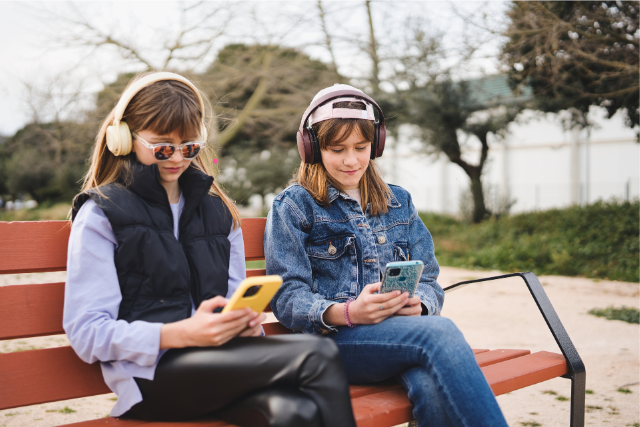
[377,236,386,244]
[328,243,337,255]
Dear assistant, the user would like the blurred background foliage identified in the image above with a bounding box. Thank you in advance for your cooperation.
[421,200,639,282]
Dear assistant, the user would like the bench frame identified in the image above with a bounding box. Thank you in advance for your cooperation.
[0,219,586,427]
[444,273,585,427]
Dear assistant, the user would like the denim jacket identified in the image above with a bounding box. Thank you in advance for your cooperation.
[265,183,444,335]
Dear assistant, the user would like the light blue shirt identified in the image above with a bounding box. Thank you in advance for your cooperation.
[63,195,246,416]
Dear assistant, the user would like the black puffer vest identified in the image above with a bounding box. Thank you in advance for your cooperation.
[72,162,233,324]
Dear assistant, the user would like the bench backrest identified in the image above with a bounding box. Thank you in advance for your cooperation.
[0,218,282,411]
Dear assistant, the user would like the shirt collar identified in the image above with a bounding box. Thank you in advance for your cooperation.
[327,183,401,208]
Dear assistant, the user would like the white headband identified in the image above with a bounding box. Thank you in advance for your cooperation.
[308,97,375,126]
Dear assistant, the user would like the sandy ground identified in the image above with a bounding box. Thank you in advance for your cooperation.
[0,267,638,427]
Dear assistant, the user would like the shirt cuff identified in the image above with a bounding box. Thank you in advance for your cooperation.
[309,299,340,334]
[421,303,429,316]
[415,288,439,316]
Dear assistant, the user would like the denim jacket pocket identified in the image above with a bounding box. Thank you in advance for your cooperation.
[393,241,410,261]
[306,234,357,297]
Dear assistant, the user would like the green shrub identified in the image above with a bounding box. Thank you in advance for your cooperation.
[588,306,640,324]
[421,200,639,282]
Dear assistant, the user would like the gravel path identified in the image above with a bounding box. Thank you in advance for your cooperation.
[1,267,638,427]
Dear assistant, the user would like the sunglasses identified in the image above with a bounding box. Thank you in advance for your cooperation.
[133,133,205,161]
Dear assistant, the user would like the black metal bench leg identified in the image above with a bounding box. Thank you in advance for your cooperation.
[570,370,586,427]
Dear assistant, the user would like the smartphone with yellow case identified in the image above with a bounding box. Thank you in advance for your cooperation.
[221,275,283,314]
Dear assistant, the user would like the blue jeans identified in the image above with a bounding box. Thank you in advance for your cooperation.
[330,316,508,427]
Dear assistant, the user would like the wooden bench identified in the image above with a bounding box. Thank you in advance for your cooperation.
[0,219,586,427]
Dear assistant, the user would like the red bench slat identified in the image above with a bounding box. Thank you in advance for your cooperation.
[65,419,235,427]
[351,387,414,427]
[0,282,65,340]
[0,347,111,410]
[0,221,70,274]
[246,268,267,277]
[241,218,266,261]
[482,351,568,395]
[63,420,151,427]
[475,349,531,367]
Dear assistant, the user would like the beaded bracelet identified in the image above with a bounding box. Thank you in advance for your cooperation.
[344,297,356,328]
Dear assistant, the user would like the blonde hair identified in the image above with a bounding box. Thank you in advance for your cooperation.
[295,101,391,216]
[78,71,241,227]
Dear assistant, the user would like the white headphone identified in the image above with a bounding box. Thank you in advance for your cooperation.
[106,72,208,156]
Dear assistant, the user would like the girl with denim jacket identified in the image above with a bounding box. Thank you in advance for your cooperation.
[63,72,357,427]
[265,84,509,427]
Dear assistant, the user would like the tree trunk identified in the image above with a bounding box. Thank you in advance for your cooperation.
[444,129,489,223]
[469,168,487,223]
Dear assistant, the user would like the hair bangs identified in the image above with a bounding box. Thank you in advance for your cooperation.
[128,81,203,139]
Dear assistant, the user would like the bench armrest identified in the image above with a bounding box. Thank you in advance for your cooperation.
[444,272,586,427]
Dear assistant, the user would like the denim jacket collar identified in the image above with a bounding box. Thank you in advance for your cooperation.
[327,183,402,208]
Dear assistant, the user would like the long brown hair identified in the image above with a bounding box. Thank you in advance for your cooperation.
[296,101,391,216]
[78,71,241,227]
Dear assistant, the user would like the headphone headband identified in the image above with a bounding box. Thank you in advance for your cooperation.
[298,89,385,135]
[106,72,207,156]
[112,72,206,128]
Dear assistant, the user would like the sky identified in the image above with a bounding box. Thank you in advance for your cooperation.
[0,0,507,137]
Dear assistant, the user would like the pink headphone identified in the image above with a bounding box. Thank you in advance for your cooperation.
[296,85,386,164]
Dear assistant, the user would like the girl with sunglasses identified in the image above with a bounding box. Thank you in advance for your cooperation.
[264,84,509,427]
[63,72,356,427]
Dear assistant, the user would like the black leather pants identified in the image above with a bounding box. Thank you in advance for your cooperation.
[123,334,357,427]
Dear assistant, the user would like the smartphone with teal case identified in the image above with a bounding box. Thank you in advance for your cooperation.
[380,261,424,297]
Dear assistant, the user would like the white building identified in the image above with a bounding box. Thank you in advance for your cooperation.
[377,82,639,216]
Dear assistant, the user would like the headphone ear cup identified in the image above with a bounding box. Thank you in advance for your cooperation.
[106,122,132,156]
[371,122,386,159]
[297,129,312,164]
[307,127,321,164]
[370,124,378,160]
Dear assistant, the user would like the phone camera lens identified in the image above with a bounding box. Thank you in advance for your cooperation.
[243,285,262,297]
[389,268,401,277]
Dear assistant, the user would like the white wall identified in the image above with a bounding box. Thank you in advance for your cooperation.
[377,107,639,215]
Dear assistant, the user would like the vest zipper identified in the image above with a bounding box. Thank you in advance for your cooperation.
[166,197,195,315]
[181,246,200,305]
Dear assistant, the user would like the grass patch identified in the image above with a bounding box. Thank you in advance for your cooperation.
[0,202,71,221]
[46,406,76,414]
[585,389,594,394]
[555,395,569,401]
[617,387,633,394]
[588,306,640,324]
[420,200,639,282]
[520,422,541,427]
[542,390,557,395]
